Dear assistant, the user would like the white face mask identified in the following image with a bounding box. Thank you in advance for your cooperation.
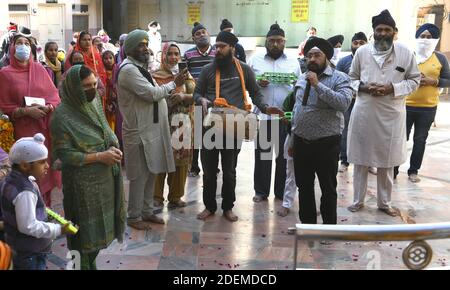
[170,64,179,75]
[149,27,158,34]
[415,38,439,64]
[15,44,31,62]
[333,48,341,59]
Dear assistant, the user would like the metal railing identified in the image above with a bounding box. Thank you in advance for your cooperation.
[292,223,450,270]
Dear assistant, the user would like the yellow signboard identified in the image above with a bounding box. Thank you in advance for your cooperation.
[187,5,201,25]
[291,0,309,23]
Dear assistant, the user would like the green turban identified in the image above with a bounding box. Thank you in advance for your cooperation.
[124,29,149,55]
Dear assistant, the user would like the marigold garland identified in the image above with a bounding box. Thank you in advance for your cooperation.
[0,114,15,153]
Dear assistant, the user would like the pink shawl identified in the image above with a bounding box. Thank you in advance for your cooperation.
[0,43,62,194]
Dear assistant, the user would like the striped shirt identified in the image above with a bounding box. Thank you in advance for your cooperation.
[184,45,216,81]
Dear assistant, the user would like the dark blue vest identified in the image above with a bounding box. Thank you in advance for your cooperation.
[0,170,52,254]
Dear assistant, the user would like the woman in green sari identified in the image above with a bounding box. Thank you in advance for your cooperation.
[50,65,125,270]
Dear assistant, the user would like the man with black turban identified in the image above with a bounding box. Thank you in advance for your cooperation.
[347,10,421,217]
[290,37,353,225]
[194,31,284,223]
[327,35,344,66]
[185,22,217,178]
[220,19,246,62]
[336,32,368,173]
[248,23,301,212]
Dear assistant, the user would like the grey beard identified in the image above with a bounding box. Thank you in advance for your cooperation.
[134,53,150,64]
[374,39,393,52]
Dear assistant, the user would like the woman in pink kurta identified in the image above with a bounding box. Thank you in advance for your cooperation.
[0,35,62,206]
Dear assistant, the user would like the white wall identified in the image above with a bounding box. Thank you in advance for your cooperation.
[0,0,103,50]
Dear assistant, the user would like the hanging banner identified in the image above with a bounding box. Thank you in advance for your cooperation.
[187,4,201,25]
[291,0,309,23]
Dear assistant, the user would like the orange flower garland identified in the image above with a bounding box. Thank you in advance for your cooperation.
[0,114,15,153]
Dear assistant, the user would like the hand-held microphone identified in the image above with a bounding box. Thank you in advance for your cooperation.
[302,80,312,106]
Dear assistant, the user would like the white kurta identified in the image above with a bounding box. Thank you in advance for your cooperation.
[117,57,176,179]
[347,43,420,168]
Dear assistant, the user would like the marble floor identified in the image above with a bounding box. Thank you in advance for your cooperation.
[47,99,450,270]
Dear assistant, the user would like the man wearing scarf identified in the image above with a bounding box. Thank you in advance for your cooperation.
[394,24,450,183]
[327,35,344,67]
[347,10,421,217]
[291,37,352,225]
[194,31,283,223]
[117,29,188,231]
[248,24,301,205]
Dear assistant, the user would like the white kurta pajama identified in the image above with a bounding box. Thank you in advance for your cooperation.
[348,43,420,209]
[118,57,176,222]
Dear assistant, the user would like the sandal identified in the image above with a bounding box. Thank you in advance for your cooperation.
[223,210,239,223]
[197,209,214,221]
[127,220,152,231]
[168,200,187,209]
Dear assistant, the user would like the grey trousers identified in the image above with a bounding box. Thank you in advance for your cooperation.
[127,145,157,222]
[352,165,393,210]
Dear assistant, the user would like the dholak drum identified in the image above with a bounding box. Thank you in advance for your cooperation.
[203,107,258,141]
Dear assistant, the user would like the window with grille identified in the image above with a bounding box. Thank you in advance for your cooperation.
[72,4,89,13]
[8,4,29,12]
[73,15,89,32]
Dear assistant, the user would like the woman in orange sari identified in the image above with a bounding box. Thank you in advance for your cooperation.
[65,31,107,87]
[153,42,195,208]
[101,50,118,132]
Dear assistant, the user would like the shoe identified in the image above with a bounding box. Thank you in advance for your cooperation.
[253,195,268,203]
[223,210,239,223]
[142,215,165,225]
[369,167,377,175]
[127,220,152,231]
[277,207,290,217]
[197,209,215,221]
[347,203,364,213]
[338,163,349,173]
[408,174,421,183]
[153,200,164,208]
[168,200,187,209]
[379,207,398,217]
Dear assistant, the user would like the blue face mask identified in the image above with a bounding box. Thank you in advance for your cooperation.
[15,44,31,62]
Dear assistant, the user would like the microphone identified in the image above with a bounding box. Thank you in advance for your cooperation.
[302,80,311,106]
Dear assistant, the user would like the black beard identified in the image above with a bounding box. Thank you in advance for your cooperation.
[351,48,358,55]
[374,36,394,51]
[215,53,233,70]
[307,62,326,74]
[266,49,283,60]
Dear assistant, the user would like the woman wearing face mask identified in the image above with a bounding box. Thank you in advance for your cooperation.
[50,65,125,270]
[92,36,104,54]
[97,29,117,54]
[394,24,450,183]
[0,35,61,207]
[152,42,195,209]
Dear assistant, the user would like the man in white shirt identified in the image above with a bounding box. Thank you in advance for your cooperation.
[249,24,301,203]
